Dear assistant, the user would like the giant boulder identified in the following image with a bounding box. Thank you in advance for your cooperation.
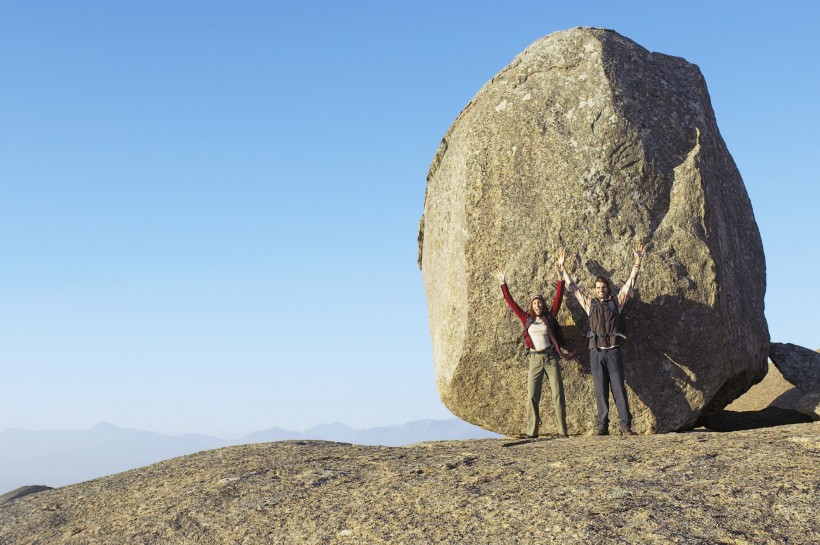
[418,28,769,435]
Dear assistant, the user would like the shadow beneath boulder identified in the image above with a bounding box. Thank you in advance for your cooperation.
[701,407,812,432]
[771,388,805,410]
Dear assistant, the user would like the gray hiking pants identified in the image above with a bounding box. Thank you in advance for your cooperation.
[526,351,568,436]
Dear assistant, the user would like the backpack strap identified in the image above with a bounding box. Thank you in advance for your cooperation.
[607,298,620,315]
[590,297,619,315]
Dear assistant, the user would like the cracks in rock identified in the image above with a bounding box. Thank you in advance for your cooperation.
[516,70,546,85]
[609,140,640,172]
[515,63,580,87]
[427,138,449,184]
[417,215,425,271]
[491,59,522,84]
[591,110,603,135]
[549,62,580,72]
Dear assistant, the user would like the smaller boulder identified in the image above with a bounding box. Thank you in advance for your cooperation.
[769,343,820,421]
[769,343,820,391]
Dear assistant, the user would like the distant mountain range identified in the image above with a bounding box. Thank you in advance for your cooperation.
[0,419,499,494]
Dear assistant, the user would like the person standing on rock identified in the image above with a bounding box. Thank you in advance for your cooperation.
[495,263,575,439]
[558,244,644,436]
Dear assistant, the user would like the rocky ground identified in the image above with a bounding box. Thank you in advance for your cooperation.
[1,422,817,545]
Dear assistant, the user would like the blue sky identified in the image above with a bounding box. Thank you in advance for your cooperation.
[1,1,818,438]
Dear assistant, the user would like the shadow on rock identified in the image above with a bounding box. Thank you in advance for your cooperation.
[701,408,812,432]
[561,285,765,433]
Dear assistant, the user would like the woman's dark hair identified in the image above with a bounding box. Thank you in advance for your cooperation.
[528,296,546,317]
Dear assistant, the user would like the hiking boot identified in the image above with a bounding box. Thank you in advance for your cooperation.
[621,428,635,436]
[515,433,537,439]
[593,428,608,436]
[557,433,569,439]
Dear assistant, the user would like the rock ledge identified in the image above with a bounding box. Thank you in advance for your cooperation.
[1,423,817,544]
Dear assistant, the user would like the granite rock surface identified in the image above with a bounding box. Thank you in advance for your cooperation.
[418,27,768,435]
[1,424,817,545]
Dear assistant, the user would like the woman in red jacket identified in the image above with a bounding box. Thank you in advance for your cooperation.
[496,261,573,439]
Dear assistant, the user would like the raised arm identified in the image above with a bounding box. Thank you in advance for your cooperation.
[496,268,528,323]
[550,265,564,319]
[558,250,591,315]
[617,242,644,310]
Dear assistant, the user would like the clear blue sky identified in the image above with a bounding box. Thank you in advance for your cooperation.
[1,1,818,438]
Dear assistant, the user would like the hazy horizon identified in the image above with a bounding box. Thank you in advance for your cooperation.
[0,417,488,440]
[0,417,501,492]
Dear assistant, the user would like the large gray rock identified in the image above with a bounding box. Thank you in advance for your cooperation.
[418,28,769,435]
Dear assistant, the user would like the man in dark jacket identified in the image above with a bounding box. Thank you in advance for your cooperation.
[558,244,644,436]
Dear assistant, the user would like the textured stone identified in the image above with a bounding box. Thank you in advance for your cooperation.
[769,343,820,392]
[794,392,820,420]
[769,344,820,420]
[418,28,769,435]
[1,425,817,544]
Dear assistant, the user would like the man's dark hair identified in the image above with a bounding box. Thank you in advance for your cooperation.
[595,275,611,293]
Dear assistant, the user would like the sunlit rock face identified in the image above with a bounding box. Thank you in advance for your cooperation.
[418,27,769,435]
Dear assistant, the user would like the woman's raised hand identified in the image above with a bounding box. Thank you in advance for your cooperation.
[557,249,566,271]
[495,268,506,284]
[633,242,645,263]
